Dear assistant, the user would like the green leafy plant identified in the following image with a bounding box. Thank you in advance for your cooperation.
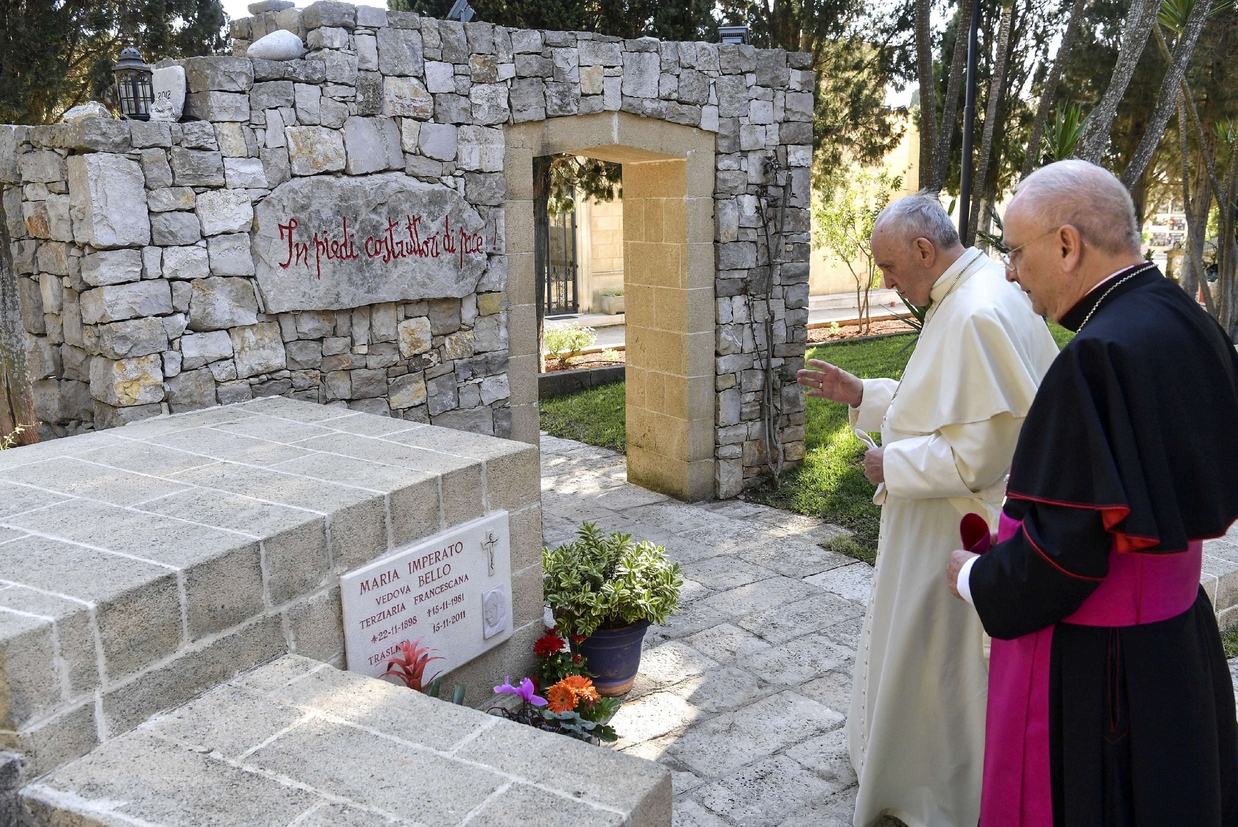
[425,676,468,705]
[543,324,597,369]
[542,523,683,639]
[1042,103,1085,165]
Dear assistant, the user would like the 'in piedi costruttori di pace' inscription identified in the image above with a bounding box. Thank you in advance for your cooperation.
[252,173,497,313]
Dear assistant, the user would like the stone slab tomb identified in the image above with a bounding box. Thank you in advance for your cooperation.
[21,655,671,827]
[0,397,544,805]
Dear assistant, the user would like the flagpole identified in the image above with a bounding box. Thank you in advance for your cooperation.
[958,0,982,242]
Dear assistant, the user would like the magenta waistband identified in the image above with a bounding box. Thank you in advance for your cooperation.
[994,513,1201,628]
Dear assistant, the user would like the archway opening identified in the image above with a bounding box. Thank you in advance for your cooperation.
[505,113,715,501]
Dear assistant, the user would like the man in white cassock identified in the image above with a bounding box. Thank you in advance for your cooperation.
[797,194,1060,827]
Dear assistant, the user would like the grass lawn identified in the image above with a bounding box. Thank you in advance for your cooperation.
[539,381,627,453]
[1225,626,1238,660]
[540,321,1075,564]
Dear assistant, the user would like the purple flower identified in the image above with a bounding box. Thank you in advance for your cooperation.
[494,676,547,706]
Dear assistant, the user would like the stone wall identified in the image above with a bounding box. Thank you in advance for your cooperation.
[0,1,814,497]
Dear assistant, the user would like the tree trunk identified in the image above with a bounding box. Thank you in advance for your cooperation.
[1177,95,1216,314]
[1021,0,1087,178]
[0,191,38,446]
[968,0,1015,244]
[1216,144,1238,338]
[1073,0,1161,162]
[932,5,972,191]
[915,0,938,190]
[1120,0,1214,187]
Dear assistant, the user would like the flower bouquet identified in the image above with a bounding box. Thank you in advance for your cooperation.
[491,674,620,743]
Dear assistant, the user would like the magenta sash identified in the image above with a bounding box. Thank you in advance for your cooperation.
[970,513,1203,827]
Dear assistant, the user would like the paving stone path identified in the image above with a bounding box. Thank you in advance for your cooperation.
[541,435,866,826]
[541,435,1238,827]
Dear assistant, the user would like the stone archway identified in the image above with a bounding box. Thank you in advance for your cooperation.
[504,112,715,501]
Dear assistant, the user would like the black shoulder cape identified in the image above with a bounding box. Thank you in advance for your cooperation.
[1004,266,1238,553]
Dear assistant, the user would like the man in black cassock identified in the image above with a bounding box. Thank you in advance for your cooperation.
[946,159,1238,826]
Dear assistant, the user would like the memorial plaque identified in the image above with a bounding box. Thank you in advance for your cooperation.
[251,172,498,313]
[339,511,513,679]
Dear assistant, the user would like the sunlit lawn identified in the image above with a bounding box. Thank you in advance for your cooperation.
[539,381,626,453]
[541,322,1074,564]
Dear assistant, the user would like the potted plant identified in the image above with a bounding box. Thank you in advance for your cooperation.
[599,291,624,315]
[542,523,682,696]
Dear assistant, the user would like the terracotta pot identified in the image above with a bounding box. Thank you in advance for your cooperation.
[578,620,651,696]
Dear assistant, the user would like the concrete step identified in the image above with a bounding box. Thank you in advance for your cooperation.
[19,655,671,827]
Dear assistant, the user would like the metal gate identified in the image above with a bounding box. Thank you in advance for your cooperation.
[544,209,578,316]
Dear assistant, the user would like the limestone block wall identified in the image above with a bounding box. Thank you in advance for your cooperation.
[1,1,814,498]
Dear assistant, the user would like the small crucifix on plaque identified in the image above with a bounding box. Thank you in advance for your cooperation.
[481,531,499,576]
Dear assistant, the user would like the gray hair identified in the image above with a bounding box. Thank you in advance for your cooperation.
[874,191,961,250]
[1012,160,1140,256]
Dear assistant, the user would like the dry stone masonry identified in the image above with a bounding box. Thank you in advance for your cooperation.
[1,0,814,498]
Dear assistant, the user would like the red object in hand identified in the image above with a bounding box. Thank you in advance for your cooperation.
[960,512,993,554]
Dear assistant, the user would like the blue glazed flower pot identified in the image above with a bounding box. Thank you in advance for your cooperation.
[578,620,651,696]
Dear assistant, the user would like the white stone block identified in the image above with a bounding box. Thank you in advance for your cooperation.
[356,34,378,71]
[383,76,433,119]
[424,61,455,94]
[231,322,286,378]
[286,126,346,175]
[246,29,305,61]
[89,353,164,406]
[622,52,659,98]
[418,122,457,162]
[196,189,254,236]
[61,101,111,122]
[179,330,234,370]
[67,154,151,249]
[224,157,269,188]
[207,233,256,276]
[162,245,211,280]
[82,249,143,287]
[343,116,403,174]
[150,65,186,122]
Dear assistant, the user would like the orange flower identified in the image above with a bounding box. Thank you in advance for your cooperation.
[545,682,577,713]
[560,675,600,705]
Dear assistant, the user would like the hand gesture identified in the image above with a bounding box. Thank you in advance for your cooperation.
[796,359,864,408]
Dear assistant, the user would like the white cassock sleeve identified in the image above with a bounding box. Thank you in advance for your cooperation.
[881,411,1025,500]
[849,378,899,433]
[957,555,979,605]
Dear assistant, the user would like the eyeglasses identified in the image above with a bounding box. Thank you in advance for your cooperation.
[998,226,1061,270]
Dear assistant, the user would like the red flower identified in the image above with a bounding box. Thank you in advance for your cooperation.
[534,632,566,658]
[572,654,582,664]
[571,633,587,644]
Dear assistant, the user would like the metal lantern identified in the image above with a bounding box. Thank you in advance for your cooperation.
[718,25,750,45]
[113,47,153,121]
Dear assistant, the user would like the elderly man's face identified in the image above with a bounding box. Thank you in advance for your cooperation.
[870,223,935,306]
[1001,198,1056,318]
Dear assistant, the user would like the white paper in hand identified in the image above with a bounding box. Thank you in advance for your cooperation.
[853,427,878,450]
